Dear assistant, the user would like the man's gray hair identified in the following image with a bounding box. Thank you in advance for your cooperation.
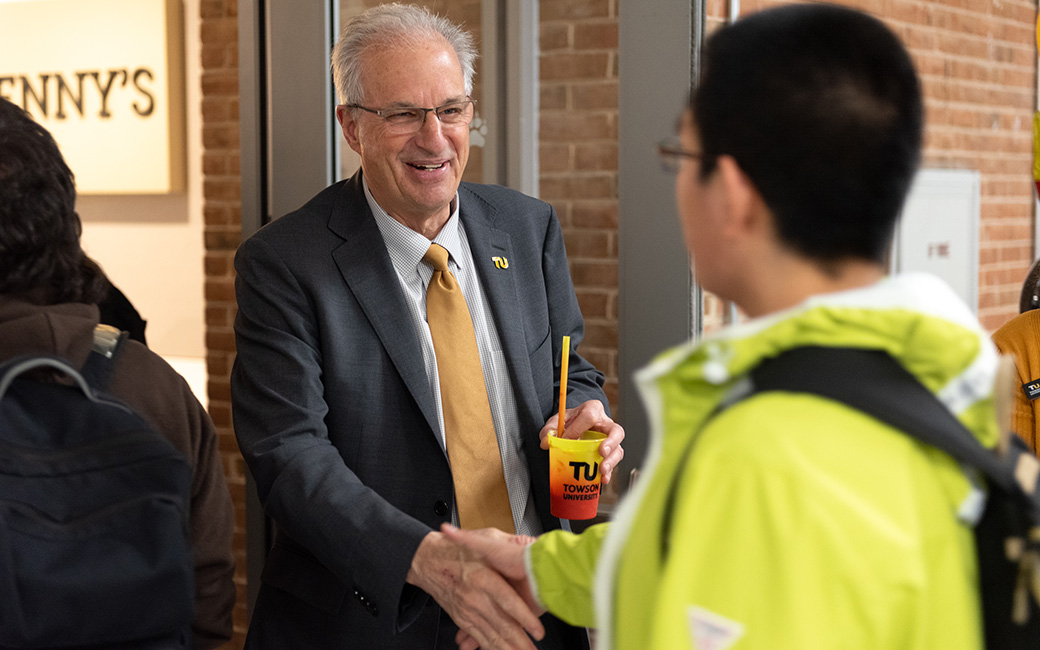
[331,3,477,106]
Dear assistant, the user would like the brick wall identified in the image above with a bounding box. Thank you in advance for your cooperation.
[200,0,1035,646]
[703,0,1037,332]
[907,0,1036,330]
[540,0,620,411]
[199,0,244,646]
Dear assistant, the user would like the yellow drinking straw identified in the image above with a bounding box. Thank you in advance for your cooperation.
[558,336,571,437]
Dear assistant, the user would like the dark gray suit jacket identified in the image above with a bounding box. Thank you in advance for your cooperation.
[231,172,606,648]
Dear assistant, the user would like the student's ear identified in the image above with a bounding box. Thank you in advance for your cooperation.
[336,105,362,154]
[716,155,765,235]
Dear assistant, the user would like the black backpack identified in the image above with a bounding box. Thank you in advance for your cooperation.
[675,346,1040,649]
[0,327,195,649]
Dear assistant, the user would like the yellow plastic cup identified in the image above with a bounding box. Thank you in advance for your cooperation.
[548,430,606,519]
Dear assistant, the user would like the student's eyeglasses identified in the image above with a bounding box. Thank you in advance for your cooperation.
[344,98,476,134]
[656,139,708,174]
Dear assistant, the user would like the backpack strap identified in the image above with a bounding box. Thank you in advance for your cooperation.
[747,346,1018,489]
[80,324,128,391]
[0,356,93,400]
[748,347,1040,634]
[659,346,1038,556]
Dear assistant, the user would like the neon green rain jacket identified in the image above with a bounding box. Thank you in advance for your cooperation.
[528,273,996,650]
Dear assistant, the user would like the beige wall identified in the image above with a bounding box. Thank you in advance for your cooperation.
[78,0,206,398]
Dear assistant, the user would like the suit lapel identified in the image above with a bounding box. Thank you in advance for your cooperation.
[460,195,542,432]
[328,174,439,435]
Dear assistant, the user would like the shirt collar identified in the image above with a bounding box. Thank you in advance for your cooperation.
[363,176,463,277]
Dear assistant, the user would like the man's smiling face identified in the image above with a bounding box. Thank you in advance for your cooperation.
[338,34,470,232]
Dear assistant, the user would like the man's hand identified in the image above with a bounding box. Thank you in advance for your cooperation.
[440,524,543,650]
[540,399,625,483]
[406,531,544,650]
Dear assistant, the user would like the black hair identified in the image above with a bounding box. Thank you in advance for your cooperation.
[691,3,923,264]
[1020,258,1040,313]
[0,97,107,304]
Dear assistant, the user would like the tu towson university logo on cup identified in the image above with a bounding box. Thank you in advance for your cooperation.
[567,460,599,487]
[548,431,606,519]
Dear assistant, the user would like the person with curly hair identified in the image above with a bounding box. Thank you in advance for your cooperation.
[0,97,235,648]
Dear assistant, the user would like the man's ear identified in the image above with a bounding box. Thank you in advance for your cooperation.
[716,154,765,235]
[336,105,362,154]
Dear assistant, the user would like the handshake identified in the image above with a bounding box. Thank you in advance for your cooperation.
[407,401,624,649]
[407,523,545,650]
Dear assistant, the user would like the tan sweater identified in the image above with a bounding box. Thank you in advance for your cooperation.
[0,298,235,649]
[992,309,1040,455]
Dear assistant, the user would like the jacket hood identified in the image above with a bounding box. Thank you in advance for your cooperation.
[0,298,100,368]
[638,272,1000,447]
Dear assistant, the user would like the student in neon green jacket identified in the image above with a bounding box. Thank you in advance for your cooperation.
[445,5,992,650]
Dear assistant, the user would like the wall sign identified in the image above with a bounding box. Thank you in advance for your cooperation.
[0,0,185,194]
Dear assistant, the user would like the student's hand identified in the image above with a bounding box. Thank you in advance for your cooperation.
[440,524,543,650]
[540,399,625,483]
[406,531,544,650]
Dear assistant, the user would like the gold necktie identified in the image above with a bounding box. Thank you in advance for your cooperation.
[423,243,515,533]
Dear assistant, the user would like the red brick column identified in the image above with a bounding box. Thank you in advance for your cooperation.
[540,0,621,412]
[200,0,245,647]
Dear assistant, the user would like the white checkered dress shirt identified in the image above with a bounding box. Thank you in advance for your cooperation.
[363,180,541,536]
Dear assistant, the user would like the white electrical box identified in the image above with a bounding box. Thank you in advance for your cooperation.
[893,168,981,311]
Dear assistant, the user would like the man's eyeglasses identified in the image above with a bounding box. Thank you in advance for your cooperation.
[344,98,476,134]
[656,139,707,173]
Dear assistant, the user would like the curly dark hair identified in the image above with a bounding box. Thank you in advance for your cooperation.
[0,97,107,304]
